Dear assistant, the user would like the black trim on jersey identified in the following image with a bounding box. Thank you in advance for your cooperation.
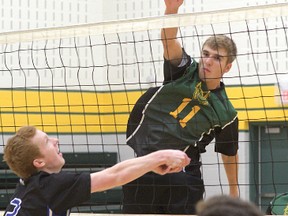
[126,87,160,138]
[192,116,238,157]
[215,117,239,156]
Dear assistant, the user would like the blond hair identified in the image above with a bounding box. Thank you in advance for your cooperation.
[4,126,40,179]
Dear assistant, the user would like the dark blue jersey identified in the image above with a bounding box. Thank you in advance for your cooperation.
[126,53,238,158]
[4,171,91,216]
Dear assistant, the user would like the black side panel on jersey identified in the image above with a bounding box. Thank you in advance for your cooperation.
[126,87,160,138]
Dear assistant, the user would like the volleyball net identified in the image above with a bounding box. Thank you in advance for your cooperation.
[0,3,288,214]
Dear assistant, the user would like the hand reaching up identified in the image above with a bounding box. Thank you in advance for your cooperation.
[164,0,184,14]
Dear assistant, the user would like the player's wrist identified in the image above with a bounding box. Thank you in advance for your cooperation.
[165,8,179,15]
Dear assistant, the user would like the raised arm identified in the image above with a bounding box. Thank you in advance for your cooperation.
[90,149,190,193]
[161,0,184,65]
[222,153,239,197]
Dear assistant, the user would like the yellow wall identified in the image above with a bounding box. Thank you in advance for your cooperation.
[0,85,287,133]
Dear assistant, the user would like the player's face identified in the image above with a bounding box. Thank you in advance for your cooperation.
[32,129,65,173]
[198,45,232,89]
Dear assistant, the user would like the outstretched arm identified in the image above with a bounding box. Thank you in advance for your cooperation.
[222,153,239,197]
[90,149,190,193]
[161,0,184,65]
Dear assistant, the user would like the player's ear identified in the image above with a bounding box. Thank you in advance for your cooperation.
[223,63,232,73]
[33,158,45,168]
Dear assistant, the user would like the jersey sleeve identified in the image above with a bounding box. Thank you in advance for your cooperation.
[40,171,91,213]
[214,117,239,156]
[163,49,192,84]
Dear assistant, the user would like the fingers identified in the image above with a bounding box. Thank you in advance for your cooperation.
[167,166,183,173]
[164,0,184,14]
[161,150,191,174]
[171,150,191,167]
[183,152,191,165]
[151,149,191,175]
[155,164,184,175]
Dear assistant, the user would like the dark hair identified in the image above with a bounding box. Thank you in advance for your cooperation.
[203,34,237,63]
[196,195,264,216]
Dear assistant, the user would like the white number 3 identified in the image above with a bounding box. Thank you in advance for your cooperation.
[5,198,22,216]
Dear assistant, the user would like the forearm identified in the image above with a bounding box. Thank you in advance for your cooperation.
[222,153,239,197]
[90,154,160,192]
[161,0,183,62]
[162,6,179,38]
[161,27,181,61]
[90,150,190,193]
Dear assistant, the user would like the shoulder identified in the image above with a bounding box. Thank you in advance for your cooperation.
[211,83,237,112]
[26,171,90,186]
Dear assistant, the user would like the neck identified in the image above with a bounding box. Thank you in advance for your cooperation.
[205,80,221,90]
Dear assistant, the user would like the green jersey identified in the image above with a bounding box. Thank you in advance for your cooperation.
[127,54,238,158]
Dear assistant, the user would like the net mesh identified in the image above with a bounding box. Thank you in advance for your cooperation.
[0,3,288,213]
